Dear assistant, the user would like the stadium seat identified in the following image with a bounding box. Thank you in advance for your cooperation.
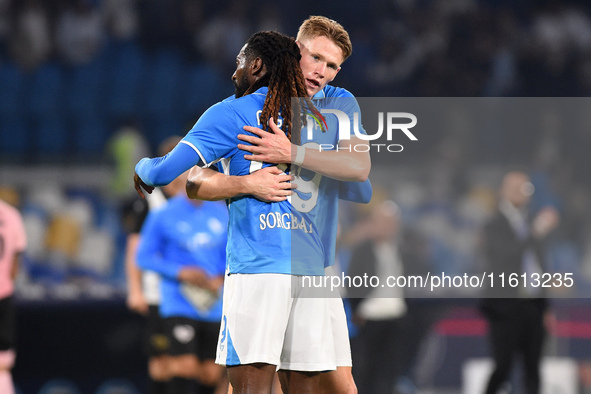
[27,62,65,119]
[22,213,48,262]
[0,61,25,117]
[45,213,82,260]
[77,228,115,278]
[183,62,227,120]
[0,115,29,157]
[33,115,69,156]
[71,114,109,156]
[104,41,145,123]
[142,48,183,117]
[65,56,106,120]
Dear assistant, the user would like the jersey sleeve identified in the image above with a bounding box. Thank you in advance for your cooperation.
[135,142,200,187]
[180,101,239,168]
[338,96,366,140]
[339,178,373,204]
[136,209,185,280]
[322,91,367,142]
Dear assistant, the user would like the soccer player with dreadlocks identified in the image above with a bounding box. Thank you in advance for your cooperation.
[134,31,348,394]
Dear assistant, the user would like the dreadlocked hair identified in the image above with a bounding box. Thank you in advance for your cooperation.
[242,31,318,144]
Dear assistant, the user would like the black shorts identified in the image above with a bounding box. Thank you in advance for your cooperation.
[146,305,169,357]
[0,296,15,351]
[165,316,220,361]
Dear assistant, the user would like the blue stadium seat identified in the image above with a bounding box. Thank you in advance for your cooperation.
[34,115,69,156]
[72,114,109,155]
[66,56,106,119]
[0,61,25,117]
[141,48,183,117]
[27,62,65,119]
[148,113,186,150]
[0,115,29,156]
[105,41,145,123]
[106,42,144,124]
[182,62,228,121]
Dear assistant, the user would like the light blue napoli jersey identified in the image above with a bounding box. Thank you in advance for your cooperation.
[297,85,368,270]
[136,196,228,322]
[181,87,325,276]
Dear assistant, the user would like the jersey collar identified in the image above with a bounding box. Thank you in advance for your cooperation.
[313,87,326,100]
[253,86,269,97]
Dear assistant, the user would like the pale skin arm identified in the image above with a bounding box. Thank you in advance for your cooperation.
[239,118,371,182]
[186,165,296,202]
[125,233,149,315]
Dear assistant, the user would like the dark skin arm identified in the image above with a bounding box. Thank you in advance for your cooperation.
[134,173,154,199]
[186,166,296,202]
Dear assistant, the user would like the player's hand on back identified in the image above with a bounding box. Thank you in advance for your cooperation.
[245,166,296,202]
[239,118,293,164]
[134,172,154,199]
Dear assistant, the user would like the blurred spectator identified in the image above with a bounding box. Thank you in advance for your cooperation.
[255,2,284,33]
[479,171,560,394]
[102,0,139,41]
[8,0,52,71]
[180,0,206,60]
[197,0,250,74]
[0,197,27,394]
[122,136,183,394]
[136,171,228,394]
[107,121,151,200]
[55,0,105,66]
[137,0,184,51]
[0,0,9,51]
[348,200,407,394]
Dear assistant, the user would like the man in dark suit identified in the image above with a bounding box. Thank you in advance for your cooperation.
[480,171,559,394]
[347,200,407,393]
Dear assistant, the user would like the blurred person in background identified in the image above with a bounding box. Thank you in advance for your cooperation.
[109,120,151,200]
[7,0,52,71]
[136,168,228,394]
[122,136,182,394]
[55,0,105,66]
[347,200,407,394]
[0,196,27,394]
[479,171,559,394]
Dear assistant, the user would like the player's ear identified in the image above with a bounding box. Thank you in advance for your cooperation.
[329,67,341,83]
[251,57,264,77]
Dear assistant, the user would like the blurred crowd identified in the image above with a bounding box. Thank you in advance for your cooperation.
[3,0,591,96]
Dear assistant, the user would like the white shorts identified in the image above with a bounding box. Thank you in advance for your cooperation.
[215,273,336,372]
[329,296,353,367]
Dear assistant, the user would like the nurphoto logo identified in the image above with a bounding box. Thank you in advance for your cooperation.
[312,110,418,153]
